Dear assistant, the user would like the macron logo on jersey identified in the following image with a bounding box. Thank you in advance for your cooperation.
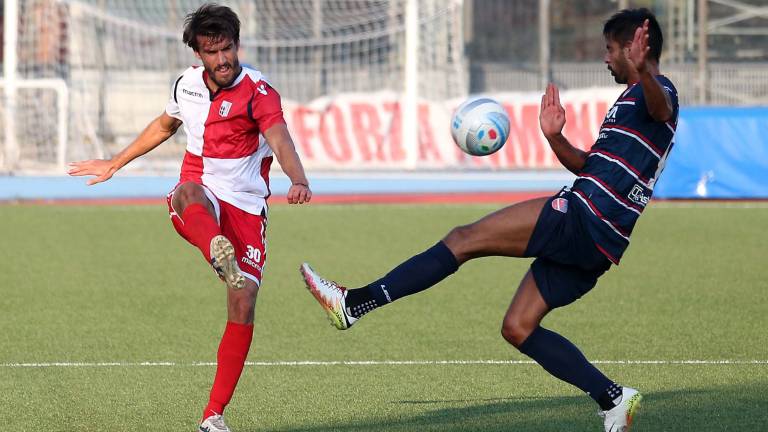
[257,84,268,95]
[182,88,204,99]
[219,100,232,117]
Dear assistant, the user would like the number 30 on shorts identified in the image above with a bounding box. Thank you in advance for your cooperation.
[246,245,262,262]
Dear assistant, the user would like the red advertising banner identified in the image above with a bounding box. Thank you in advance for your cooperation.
[284,87,621,170]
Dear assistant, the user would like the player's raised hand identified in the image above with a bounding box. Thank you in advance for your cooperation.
[287,183,312,204]
[67,159,118,185]
[626,19,651,74]
[539,83,566,139]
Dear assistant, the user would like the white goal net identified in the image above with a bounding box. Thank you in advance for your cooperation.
[1,0,466,173]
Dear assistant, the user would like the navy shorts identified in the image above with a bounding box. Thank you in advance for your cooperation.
[523,187,612,309]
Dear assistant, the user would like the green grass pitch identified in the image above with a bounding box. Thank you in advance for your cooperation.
[1,201,766,431]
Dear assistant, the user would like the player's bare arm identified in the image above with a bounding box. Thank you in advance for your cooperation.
[626,19,673,122]
[263,123,312,204]
[539,83,587,174]
[67,112,182,185]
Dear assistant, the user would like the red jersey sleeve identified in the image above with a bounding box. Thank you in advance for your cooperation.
[249,82,286,133]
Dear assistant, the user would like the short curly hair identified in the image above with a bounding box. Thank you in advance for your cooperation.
[182,3,240,52]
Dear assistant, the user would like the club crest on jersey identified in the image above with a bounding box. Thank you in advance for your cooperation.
[551,198,568,213]
[219,100,232,117]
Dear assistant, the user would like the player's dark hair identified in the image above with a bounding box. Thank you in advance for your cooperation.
[183,3,240,51]
[603,8,663,62]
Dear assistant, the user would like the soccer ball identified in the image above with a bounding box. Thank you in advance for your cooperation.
[450,97,510,156]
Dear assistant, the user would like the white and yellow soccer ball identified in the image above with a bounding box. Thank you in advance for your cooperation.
[450,97,510,156]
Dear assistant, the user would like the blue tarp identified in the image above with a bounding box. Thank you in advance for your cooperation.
[654,107,768,199]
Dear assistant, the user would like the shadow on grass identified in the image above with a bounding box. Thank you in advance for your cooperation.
[250,382,768,432]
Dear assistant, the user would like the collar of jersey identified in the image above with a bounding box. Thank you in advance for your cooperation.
[203,67,247,100]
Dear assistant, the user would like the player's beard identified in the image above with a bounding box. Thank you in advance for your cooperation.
[607,65,626,84]
[208,58,241,89]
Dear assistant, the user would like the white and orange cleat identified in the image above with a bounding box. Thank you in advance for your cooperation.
[598,387,642,432]
[300,263,356,330]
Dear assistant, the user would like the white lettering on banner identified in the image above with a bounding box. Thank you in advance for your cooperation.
[283,88,620,170]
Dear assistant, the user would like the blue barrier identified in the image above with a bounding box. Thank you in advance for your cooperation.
[654,107,768,199]
[1,107,764,200]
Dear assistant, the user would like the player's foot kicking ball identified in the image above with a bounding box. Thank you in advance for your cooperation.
[210,235,245,290]
[598,387,642,432]
[300,263,357,330]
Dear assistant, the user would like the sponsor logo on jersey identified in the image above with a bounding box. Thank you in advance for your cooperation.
[604,105,619,123]
[551,197,568,213]
[219,100,232,117]
[182,88,204,98]
[628,184,650,206]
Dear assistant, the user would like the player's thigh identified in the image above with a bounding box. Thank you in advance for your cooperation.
[444,197,548,261]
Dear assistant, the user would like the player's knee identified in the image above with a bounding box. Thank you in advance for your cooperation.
[500,316,534,348]
[443,224,475,261]
[174,182,206,207]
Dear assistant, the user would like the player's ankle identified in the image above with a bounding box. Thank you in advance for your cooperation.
[345,288,379,319]
[203,406,223,421]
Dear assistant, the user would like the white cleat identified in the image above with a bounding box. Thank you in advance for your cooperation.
[300,263,357,330]
[210,235,245,290]
[598,387,642,432]
[199,414,231,432]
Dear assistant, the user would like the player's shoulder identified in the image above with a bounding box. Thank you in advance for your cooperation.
[176,65,204,83]
[240,64,279,95]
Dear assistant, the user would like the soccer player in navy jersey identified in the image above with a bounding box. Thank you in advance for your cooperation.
[301,8,677,432]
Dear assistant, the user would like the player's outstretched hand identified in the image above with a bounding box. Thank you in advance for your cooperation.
[67,159,118,185]
[626,18,651,75]
[287,183,312,204]
[539,83,566,139]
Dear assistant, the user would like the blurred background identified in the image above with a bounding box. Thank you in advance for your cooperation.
[0,0,766,199]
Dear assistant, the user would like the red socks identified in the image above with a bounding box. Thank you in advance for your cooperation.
[203,321,254,419]
[183,205,252,419]
[180,203,221,262]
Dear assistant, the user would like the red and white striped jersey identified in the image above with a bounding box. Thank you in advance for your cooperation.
[166,65,285,215]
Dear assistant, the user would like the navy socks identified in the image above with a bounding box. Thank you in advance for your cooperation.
[344,241,459,318]
[519,326,618,409]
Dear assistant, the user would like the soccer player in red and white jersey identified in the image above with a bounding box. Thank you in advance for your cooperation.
[68,4,311,431]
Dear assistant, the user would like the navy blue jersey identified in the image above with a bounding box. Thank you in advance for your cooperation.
[571,76,679,264]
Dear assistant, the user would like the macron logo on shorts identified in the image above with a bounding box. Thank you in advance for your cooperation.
[552,198,569,213]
